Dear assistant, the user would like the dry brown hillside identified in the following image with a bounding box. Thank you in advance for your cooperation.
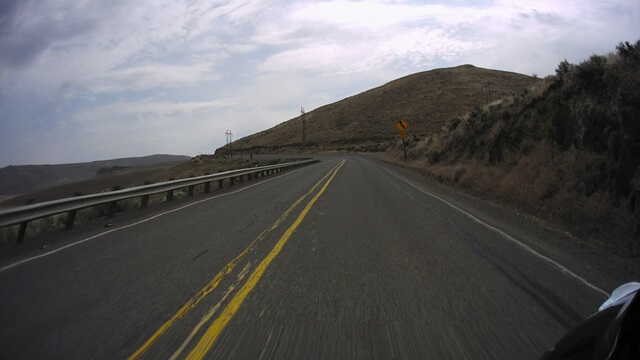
[222,65,539,154]
[384,40,640,256]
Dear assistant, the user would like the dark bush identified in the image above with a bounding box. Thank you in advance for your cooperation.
[575,55,607,88]
[616,40,640,61]
[555,59,572,77]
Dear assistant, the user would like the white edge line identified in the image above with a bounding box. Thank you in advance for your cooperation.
[382,167,610,298]
[0,167,308,274]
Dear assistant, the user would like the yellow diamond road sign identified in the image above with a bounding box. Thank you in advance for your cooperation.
[396,119,408,131]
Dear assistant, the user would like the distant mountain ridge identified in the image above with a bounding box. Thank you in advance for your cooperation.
[220,65,539,154]
[0,154,190,196]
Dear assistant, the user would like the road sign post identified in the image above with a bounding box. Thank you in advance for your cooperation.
[396,120,409,161]
[403,138,407,162]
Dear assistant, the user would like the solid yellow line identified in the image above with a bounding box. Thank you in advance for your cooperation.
[168,262,251,360]
[128,161,342,360]
[185,159,346,360]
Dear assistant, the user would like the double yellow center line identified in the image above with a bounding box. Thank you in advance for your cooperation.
[130,159,345,360]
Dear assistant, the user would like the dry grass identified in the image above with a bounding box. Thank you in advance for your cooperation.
[385,131,634,247]
[228,65,538,154]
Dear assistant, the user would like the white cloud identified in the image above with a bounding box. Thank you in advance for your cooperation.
[73,63,219,97]
[1,0,226,96]
[291,1,459,29]
[71,99,236,126]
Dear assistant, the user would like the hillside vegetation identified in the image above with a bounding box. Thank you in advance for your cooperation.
[385,41,640,254]
[222,65,538,154]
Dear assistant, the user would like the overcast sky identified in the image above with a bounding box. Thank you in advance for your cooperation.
[0,0,638,167]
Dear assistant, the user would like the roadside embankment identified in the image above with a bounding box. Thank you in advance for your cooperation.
[384,41,640,259]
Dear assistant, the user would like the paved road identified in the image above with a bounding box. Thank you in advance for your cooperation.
[0,155,633,359]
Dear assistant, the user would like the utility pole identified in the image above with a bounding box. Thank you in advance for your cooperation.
[225,130,233,159]
[301,107,306,144]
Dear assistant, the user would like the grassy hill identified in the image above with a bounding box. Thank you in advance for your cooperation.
[385,40,640,256]
[220,65,539,154]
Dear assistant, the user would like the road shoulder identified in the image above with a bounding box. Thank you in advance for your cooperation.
[373,155,640,292]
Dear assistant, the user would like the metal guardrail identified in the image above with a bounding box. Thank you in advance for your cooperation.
[0,159,319,242]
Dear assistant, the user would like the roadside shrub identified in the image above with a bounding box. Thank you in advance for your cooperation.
[426,149,442,162]
[555,59,573,78]
[616,40,640,61]
[575,54,607,88]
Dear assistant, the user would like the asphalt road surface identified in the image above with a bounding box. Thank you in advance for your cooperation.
[0,155,635,359]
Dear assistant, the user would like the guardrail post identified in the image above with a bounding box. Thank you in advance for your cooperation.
[17,222,28,244]
[229,177,235,186]
[140,181,151,209]
[203,173,211,193]
[188,175,195,196]
[65,192,82,230]
[108,186,123,218]
[15,199,36,243]
[166,179,175,202]
[218,179,223,189]
[66,210,77,230]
